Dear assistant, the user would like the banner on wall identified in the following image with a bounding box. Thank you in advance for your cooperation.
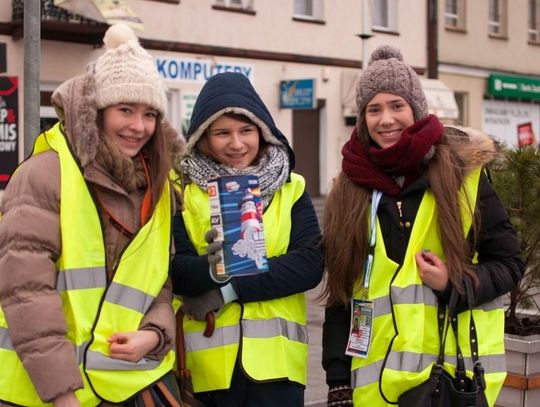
[0,76,18,189]
[482,99,540,147]
[279,79,316,109]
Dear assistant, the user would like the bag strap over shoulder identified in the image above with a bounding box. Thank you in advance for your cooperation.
[435,278,486,391]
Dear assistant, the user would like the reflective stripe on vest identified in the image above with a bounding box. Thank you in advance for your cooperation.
[182,173,308,392]
[351,169,506,407]
[0,123,174,406]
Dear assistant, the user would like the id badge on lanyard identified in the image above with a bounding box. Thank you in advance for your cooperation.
[345,190,382,358]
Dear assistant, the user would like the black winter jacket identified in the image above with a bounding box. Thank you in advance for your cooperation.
[323,173,524,386]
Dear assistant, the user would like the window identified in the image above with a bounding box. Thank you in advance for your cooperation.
[214,0,253,10]
[372,0,397,31]
[445,0,466,30]
[529,0,540,42]
[146,0,180,4]
[293,0,323,20]
[488,0,507,37]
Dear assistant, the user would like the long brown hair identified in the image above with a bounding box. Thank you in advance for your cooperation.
[143,116,178,206]
[321,135,479,307]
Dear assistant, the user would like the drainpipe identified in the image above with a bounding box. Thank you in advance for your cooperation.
[24,0,41,157]
[427,0,438,79]
[357,0,373,70]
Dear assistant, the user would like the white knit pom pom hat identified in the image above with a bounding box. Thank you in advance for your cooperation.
[93,23,167,115]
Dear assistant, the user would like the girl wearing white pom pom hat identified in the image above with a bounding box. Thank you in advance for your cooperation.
[321,45,523,406]
[0,24,184,406]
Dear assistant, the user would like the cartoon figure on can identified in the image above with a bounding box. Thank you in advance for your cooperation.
[232,186,267,270]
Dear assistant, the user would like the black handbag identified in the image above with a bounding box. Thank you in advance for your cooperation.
[398,281,489,407]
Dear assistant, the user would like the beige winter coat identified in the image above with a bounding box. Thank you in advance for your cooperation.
[0,70,181,404]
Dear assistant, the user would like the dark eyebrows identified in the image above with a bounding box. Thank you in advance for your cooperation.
[209,127,228,135]
[367,98,406,109]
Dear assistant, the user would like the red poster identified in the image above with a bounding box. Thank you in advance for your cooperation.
[517,122,536,147]
[0,76,18,189]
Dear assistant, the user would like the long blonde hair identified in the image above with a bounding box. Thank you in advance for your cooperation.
[321,135,479,307]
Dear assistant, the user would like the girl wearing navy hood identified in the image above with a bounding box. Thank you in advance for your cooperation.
[172,72,323,407]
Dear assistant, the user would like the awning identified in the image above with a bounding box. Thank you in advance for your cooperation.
[341,72,459,120]
[419,78,459,120]
[53,0,144,31]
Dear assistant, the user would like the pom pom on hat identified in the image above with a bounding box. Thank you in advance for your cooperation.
[369,45,403,64]
[355,45,428,143]
[102,22,138,50]
[94,23,167,115]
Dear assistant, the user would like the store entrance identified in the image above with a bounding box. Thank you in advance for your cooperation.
[292,105,321,197]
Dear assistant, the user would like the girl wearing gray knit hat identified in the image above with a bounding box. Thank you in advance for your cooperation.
[0,23,184,406]
[321,45,523,406]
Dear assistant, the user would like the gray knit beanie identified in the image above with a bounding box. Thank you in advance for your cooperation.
[94,23,167,115]
[356,45,428,138]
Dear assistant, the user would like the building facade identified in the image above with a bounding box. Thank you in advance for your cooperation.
[439,0,540,148]
[0,0,433,199]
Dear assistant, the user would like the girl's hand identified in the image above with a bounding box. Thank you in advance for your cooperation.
[415,250,449,291]
[108,330,159,362]
[52,392,80,407]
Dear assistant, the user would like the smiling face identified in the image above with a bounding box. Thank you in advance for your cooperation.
[102,103,158,158]
[364,93,415,149]
[205,114,260,169]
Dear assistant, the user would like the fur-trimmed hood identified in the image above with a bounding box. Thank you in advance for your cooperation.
[444,126,498,172]
[184,72,295,171]
[51,68,100,168]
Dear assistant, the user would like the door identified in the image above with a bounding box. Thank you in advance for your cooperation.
[292,107,320,197]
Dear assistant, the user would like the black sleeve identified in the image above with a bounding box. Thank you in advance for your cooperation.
[231,190,324,303]
[170,213,221,296]
[322,304,352,386]
[437,174,524,311]
[470,173,524,305]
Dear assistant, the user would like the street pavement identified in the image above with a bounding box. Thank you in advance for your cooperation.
[304,197,327,406]
[305,284,327,407]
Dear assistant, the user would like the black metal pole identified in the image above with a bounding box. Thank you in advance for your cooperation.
[24,0,41,157]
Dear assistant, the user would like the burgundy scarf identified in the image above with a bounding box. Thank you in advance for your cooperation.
[342,114,444,196]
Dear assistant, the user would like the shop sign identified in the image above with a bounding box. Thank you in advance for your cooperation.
[517,122,537,147]
[0,76,18,189]
[488,73,540,100]
[156,57,253,83]
[482,99,540,147]
[279,79,316,109]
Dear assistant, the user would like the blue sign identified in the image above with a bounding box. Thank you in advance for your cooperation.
[156,57,253,83]
[280,79,316,109]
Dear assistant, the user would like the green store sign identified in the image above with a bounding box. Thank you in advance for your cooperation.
[488,74,540,100]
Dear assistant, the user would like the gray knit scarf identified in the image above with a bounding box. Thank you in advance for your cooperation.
[181,145,290,208]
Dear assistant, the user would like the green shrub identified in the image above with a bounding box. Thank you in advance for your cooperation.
[489,146,540,335]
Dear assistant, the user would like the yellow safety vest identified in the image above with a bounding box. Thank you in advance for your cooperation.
[350,168,506,407]
[182,173,307,392]
[0,123,174,406]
